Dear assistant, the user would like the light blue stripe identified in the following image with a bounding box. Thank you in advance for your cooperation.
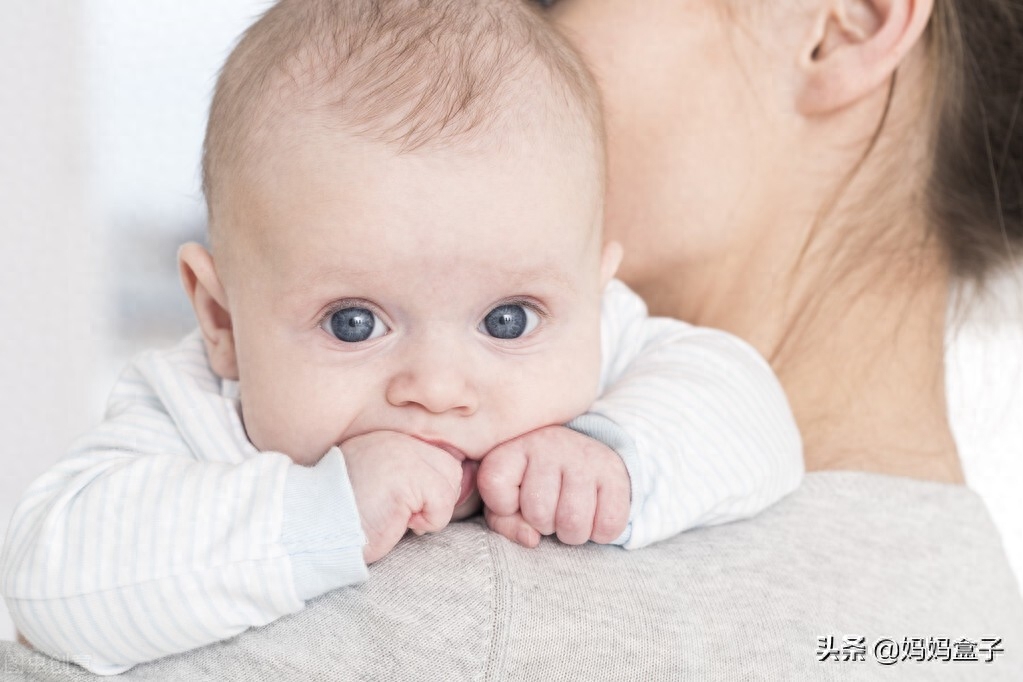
[124,453,192,654]
[249,464,290,625]
[144,456,173,587]
[3,475,80,590]
[1,508,39,597]
[209,379,244,462]
[43,587,92,667]
[170,364,230,462]
[129,457,156,587]
[191,567,248,638]
[722,356,789,506]
[69,456,91,599]
[131,577,189,654]
[117,581,173,662]
[76,589,134,667]
[641,392,732,498]
[146,357,210,458]
[242,457,271,564]
[99,458,162,662]
[155,572,223,647]
[168,462,248,633]
[9,603,60,661]
[18,483,44,608]
[206,462,229,571]
[6,603,46,654]
[712,358,774,485]
[93,569,146,663]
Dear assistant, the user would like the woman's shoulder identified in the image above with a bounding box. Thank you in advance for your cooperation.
[488,471,1023,679]
[6,473,1018,680]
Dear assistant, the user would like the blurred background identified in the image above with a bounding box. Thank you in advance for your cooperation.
[0,0,273,642]
[0,0,1021,644]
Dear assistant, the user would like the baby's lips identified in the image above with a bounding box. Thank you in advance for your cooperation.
[421,439,468,461]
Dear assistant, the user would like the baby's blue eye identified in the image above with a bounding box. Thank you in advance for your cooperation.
[325,307,389,343]
[482,304,539,340]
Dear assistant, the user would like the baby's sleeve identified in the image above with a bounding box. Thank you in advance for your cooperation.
[569,281,804,549]
[0,335,367,675]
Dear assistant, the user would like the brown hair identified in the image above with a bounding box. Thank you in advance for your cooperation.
[202,0,600,233]
[927,0,1023,284]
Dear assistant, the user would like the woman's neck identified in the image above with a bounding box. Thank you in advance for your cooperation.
[771,263,963,484]
[633,227,964,485]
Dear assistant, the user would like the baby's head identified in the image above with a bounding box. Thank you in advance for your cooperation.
[181,0,619,513]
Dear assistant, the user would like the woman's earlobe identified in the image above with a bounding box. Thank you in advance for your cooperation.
[797,0,934,115]
[177,242,240,380]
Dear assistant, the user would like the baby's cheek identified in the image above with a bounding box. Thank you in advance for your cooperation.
[239,391,346,465]
[562,337,604,416]
[528,345,602,426]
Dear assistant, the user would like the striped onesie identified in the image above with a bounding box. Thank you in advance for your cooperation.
[0,279,803,674]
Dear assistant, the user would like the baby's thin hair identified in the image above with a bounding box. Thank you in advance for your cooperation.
[202,0,601,231]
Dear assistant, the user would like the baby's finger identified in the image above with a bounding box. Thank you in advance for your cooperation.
[477,441,528,516]
[362,516,410,564]
[519,458,561,536]
[590,475,631,544]
[408,464,461,535]
[554,473,596,546]
[484,508,541,549]
[407,498,451,535]
[418,446,465,495]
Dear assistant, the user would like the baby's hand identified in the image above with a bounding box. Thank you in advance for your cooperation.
[478,425,630,548]
[340,431,463,564]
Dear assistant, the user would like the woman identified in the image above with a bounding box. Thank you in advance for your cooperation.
[3,0,1021,678]
[545,0,1019,486]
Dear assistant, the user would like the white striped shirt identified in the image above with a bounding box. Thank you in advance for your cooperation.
[0,279,802,674]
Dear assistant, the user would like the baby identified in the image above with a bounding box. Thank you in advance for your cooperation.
[1,0,802,674]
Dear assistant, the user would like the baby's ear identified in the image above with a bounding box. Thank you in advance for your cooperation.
[599,241,624,287]
[178,242,239,380]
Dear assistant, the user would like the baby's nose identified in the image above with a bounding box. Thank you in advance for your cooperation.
[384,340,479,415]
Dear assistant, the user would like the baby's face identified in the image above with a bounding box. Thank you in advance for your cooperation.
[217,124,609,518]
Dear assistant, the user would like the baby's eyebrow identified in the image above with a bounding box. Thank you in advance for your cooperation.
[268,265,364,311]
[292,263,374,287]
[499,264,577,291]
[290,258,577,291]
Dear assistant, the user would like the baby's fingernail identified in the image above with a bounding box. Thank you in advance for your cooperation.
[412,528,425,536]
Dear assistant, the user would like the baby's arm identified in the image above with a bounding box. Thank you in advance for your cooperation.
[1,421,360,675]
[0,339,453,675]
[481,280,803,550]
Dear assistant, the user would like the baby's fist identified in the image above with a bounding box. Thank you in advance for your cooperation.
[478,425,630,548]
[340,431,463,563]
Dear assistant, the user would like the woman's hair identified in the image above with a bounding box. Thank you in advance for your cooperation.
[718,0,1023,286]
[928,0,1023,283]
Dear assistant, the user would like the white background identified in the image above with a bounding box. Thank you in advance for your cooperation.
[1,0,1021,643]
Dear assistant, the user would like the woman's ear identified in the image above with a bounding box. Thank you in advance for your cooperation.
[178,242,239,380]
[600,240,624,287]
[797,0,934,115]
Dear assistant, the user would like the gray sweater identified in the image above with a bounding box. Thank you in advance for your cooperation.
[2,472,1021,681]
